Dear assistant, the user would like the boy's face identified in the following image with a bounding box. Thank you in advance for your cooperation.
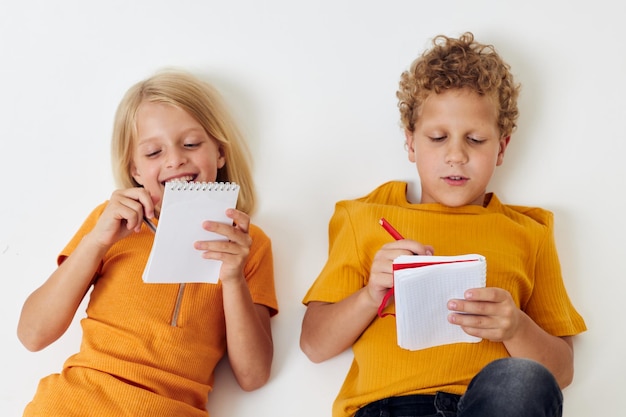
[130,101,226,211]
[405,88,508,207]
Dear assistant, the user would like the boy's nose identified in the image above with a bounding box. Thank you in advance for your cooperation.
[445,141,468,166]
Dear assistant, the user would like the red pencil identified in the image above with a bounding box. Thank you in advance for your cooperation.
[379,217,404,240]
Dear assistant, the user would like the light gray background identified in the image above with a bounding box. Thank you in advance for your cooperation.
[2,1,622,416]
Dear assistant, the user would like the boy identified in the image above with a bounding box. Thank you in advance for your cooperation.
[300,32,586,417]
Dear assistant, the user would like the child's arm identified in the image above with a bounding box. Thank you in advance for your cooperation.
[447,287,575,388]
[17,229,108,351]
[300,239,433,363]
[222,285,273,391]
[301,291,381,363]
[17,188,154,351]
[195,209,273,391]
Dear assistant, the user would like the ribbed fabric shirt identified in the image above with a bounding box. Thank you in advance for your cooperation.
[302,181,586,417]
[24,202,278,417]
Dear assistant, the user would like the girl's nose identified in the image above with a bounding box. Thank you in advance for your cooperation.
[165,149,187,168]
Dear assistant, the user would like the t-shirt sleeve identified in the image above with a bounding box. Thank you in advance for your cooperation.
[245,224,279,316]
[302,204,366,305]
[58,202,108,268]
[524,213,587,336]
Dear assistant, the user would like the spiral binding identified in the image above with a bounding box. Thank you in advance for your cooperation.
[166,181,239,191]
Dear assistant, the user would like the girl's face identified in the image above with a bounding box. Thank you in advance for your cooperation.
[131,101,225,210]
[405,88,508,207]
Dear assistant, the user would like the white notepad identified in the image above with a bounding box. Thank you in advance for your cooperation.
[393,254,486,351]
[142,181,240,284]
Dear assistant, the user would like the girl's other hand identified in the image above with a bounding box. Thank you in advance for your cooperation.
[194,208,252,282]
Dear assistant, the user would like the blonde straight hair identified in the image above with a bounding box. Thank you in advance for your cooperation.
[111,69,256,214]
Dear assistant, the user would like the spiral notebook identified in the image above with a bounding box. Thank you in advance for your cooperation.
[392,254,486,351]
[142,181,240,284]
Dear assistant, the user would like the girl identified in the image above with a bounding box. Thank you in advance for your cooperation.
[18,70,278,416]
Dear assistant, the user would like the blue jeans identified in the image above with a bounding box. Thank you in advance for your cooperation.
[354,358,563,417]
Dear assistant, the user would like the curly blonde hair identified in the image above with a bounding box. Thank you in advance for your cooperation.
[397,32,520,137]
[111,69,257,214]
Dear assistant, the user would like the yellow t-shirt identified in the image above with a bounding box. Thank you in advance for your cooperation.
[24,202,278,417]
[302,181,586,417]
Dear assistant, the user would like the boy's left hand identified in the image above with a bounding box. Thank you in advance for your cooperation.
[193,208,252,283]
[447,287,520,342]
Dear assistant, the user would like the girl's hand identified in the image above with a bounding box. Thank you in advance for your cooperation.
[194,208,252,282]
[447,287,521,342]
[367,240,434,306]
[90,188,155,249]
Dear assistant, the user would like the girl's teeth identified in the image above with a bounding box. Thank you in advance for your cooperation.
[172,176,194,182]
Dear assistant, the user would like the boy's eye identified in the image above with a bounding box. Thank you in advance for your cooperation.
[467,137,484,144]
[429,136,446,142]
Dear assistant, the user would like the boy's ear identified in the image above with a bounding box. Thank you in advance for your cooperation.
[496,136,511,166]
[404,129,416,162]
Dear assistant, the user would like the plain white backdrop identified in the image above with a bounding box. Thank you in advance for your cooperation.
[1,1,623,416]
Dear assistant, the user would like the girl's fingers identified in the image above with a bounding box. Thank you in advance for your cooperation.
[103,188,155,233]
[226,208,250,233]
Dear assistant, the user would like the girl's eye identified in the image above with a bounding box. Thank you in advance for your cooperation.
[145,150,161,157]
[184,142,200,149]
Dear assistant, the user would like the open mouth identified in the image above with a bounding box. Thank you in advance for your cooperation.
[443,175,469,185]
[161,174,197,186]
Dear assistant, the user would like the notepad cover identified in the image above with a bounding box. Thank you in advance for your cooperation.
[393,254,486,351]
[142,182,239,284]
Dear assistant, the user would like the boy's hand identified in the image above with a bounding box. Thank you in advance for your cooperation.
[447,287,521,342]
[367,240,434,307]
[90,188,155,249]
[194,208,252,283]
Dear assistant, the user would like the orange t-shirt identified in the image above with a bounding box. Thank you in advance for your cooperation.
[303,181,586,417]
[24,202,278,417]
